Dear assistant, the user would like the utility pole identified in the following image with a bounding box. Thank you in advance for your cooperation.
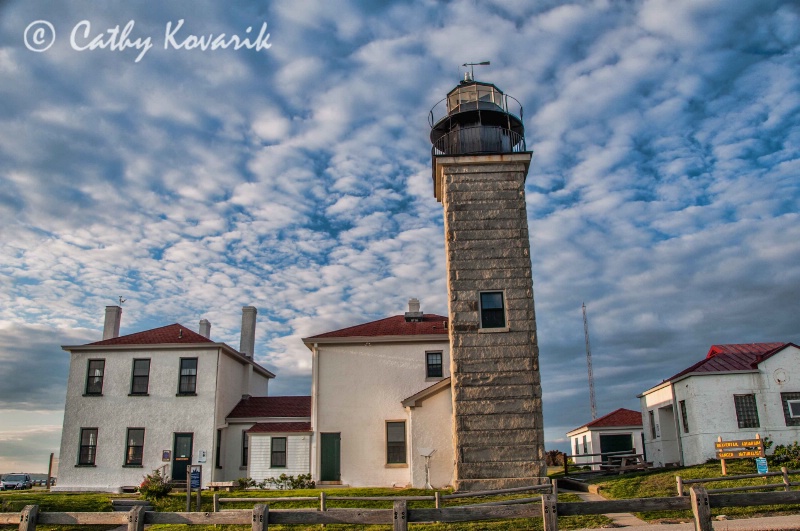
[583,302,597,420]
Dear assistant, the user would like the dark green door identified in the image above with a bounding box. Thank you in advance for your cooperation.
[172,433,193,482]
[600,434,633,463]
[320,433,340,481]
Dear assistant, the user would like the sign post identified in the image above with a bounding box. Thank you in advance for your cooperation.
[714,434,764,476]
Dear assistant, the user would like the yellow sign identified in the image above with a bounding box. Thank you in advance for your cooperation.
[716,449,764,459]
[715,439,762,449]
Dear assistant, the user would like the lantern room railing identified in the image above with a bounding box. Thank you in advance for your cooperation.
[431,126,526,156]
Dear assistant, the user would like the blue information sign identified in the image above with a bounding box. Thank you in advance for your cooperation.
[755,457,768,475]
[190,468,201,489]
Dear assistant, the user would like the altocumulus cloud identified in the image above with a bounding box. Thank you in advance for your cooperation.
[0,0,798,470]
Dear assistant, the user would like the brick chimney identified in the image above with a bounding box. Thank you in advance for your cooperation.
[102,306,122,340]
[404,298,423,322]
[199,319,211,338]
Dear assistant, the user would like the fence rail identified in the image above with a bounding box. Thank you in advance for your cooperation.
[676,467,800,496]
[4,487,800,530]
[214,483,554,511]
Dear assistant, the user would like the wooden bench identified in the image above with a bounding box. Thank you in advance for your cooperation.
[207,481,237,492]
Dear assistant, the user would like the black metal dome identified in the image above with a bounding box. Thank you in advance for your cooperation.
[429,80,525,155]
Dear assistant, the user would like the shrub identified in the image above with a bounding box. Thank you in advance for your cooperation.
[236,477,256,489]
[265,473,315,490]
[138,470,172,500]
[546,450,566,466]
[770,441,800,470]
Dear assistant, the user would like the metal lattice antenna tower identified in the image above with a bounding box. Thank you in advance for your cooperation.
[583,302,597,420]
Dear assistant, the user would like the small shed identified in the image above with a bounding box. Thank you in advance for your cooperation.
[566,408,644,471]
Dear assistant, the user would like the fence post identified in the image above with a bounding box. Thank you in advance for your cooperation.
[213,493,220,512]
[551,479,558,496]
[128,505,145,531]
[541,494,558,531]
[320,491,327,511]
[676,476,684,496]
[564,456,569,476]
[252,504,268,531]
[18,505,38,531]
[689,486,712,531]
[782,467,790,492]
[393,500,408,531]
[434,491,441,509]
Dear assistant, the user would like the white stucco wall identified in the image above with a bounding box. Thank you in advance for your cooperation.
[220,422,253,481]
[408,386,454,489]
[312,339,450,487]
[249,433,311,483]
[55,346,222,492]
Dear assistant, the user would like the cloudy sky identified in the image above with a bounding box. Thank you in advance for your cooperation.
[1,0,798,472]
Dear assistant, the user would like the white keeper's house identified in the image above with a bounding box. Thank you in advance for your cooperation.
[54,305,280,492]
[639,342,800,467]
[303,298,455,489]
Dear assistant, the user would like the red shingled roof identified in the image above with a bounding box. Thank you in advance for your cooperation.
[667,343,790,381]
[227,396,311,419]
[307,314,449,339]
[247,422,312,434]
[584,408,643,429]
[88,324,213,346]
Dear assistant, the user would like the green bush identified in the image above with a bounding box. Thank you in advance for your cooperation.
[771,441,800,469]
[264,473,315,490]
[138,470,172,500]
[236,477,256,489]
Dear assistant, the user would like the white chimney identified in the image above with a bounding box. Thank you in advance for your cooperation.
[103,306,122,340]
[199,319,211,338]
[239,306,257,399]
[239,306,257,358]
[405,298,423,322]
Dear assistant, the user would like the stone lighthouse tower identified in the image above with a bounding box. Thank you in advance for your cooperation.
[429,75,545,490]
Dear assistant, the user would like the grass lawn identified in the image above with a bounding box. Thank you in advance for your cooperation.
[573,460,800,524]
[0,487,610,531]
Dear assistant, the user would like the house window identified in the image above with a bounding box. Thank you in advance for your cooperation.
[125,428,145,466]
[78,428,98,465]
[130,359,150,395]
[178,358,198,394]
[426,352,443,378]
[215,429,222,469]
[648,410,657,439]
[734,394,760,428]
[574,438,579,455]
[780,392,800,426]
[241,432,248,467]
[479,292,506,329]
[85,359,105,395]
[271,437,287,468]
[679,400,689,433]
[386,421,406,464]
[582,435,587,453]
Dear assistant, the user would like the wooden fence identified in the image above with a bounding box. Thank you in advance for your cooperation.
[3,487,800,531]
[676,467,800,496]
[214,483,555,511]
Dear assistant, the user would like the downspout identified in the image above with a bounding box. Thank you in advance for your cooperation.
[310,343,320,481]
[670,381,685,466]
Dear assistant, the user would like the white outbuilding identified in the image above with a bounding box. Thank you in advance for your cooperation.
[566,408,644,471]
[639,342,800,467]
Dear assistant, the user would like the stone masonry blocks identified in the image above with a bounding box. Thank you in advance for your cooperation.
[440,153,545,491]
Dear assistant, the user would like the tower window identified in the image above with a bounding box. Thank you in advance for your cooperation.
[479,292,506,329]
